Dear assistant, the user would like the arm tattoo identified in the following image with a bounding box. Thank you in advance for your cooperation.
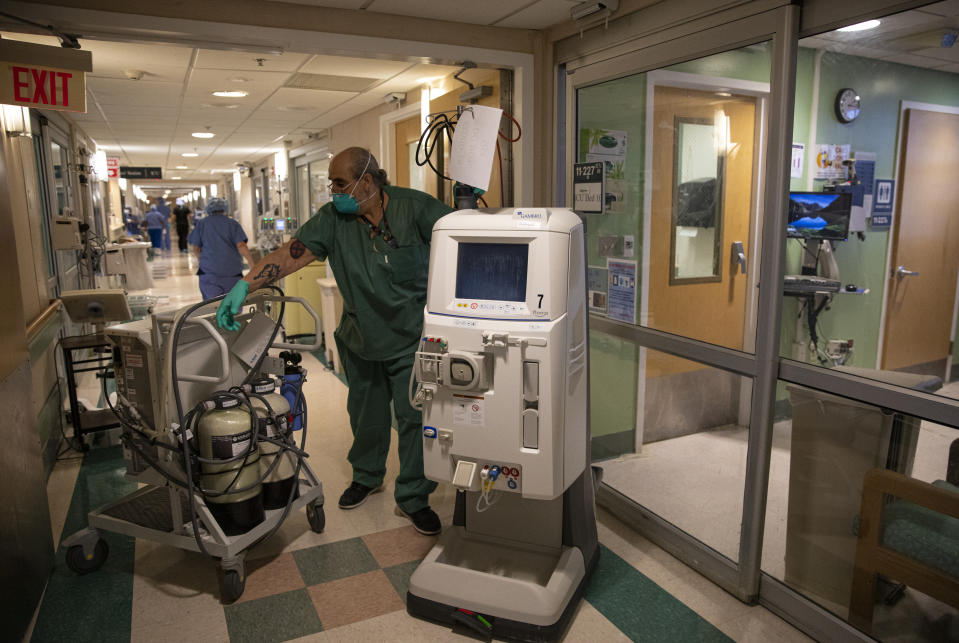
[289,239,307,259]
[253,263,282,285]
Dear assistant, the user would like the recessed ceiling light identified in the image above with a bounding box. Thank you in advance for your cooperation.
[176,165,188,169]
[838,19,880,32]
[182,152,199,157]
[200,102,240,109]
[716,91,732,97]
[228,76,250,83]
[191,132,215,139]
[171,176,182,180]
[212,90,248,98]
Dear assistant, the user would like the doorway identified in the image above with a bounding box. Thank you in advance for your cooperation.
[880,104,959,379]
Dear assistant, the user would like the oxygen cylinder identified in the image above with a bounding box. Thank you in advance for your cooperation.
[196,395,264,535]
[250,378,299,509]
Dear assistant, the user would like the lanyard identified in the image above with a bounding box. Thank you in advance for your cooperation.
[359,193,399,249]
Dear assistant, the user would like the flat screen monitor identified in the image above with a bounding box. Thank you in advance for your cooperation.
[787,191,852,241]
[455,242,528,302]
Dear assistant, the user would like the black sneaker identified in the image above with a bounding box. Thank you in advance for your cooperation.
[395,505,441,535]
[337,482,382,509]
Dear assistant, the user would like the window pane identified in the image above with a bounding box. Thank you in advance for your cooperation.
[764,377,959,640]
[596,348,751,563]
[780,8,959,402]
[577,41,770,352]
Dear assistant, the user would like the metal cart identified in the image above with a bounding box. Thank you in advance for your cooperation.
[62,291,325,602]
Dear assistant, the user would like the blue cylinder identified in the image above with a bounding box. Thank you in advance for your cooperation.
[281,372,305,431]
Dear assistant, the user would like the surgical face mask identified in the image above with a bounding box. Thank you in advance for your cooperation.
[331,154,373,214]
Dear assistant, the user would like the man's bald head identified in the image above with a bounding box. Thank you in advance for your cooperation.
[331,147,389,189]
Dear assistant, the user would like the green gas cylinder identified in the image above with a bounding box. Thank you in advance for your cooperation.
[196,396,264,535]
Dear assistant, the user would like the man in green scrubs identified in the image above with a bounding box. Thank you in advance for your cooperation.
[216,147,452,535]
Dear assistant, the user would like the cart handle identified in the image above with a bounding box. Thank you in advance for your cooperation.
[262,295,322,351]
[176,316,231,383]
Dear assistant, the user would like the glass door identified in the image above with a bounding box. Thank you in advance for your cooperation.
[567,7,797,599]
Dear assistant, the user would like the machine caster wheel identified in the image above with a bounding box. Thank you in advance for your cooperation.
[220,569,246,604]
[307,502,325,533]
[66,538,109,575]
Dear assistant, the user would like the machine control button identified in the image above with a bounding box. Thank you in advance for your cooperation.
[423,426,437,439]
[523,361,539,403]
[438,428,453,442]
[522,410,539,449]
[507,479,517,490]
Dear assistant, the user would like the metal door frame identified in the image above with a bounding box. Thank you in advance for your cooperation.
[564,5,798,603]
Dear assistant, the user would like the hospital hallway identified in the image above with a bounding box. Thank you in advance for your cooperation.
[26,250,810,643]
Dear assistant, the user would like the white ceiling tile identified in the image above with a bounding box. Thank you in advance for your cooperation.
[494,0,577,29]
[257,86,356,114]
[194,49,311,72]
[299,56,413,79]
[367,0,522,25]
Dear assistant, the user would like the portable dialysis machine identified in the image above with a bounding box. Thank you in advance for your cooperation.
[407,208,599,641]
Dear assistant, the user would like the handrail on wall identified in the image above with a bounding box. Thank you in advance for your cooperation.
[26,300,61,343]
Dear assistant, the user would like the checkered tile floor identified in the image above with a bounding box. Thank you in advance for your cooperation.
[225,529,428,642]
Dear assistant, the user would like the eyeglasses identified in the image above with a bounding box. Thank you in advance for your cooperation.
[327,177,357,192]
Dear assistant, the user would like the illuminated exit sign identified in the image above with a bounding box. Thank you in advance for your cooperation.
[0,40,91,113]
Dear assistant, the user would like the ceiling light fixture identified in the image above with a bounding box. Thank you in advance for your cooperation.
[212,90,249,98]
[182,152,199,157]
[176,165,188,169]
[192,131,215,139]
[171,176,182,180]
[228,76,250,83]
[838,19,881,32]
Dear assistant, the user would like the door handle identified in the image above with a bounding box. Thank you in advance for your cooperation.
[732,241,746,275]
[895,265,919,279]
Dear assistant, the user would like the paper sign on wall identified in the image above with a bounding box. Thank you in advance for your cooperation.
[791,143,805,179]
[607,259,637,324]
[814,144,850,180]
[449,104,503,191]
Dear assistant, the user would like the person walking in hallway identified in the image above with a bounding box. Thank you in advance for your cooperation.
[173,199,192,253]
[188,197,255,300]
[144,205,167,249]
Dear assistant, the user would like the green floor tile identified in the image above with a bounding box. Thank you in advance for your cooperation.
[224,588,323,643]
[585,545,732,643]
[292,537,380,586]
[31,445,137,643]
[383,559,422,604]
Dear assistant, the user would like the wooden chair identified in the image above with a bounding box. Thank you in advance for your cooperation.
[849,468,959,632]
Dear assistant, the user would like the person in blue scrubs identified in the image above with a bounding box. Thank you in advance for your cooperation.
[188,197,255,300]
[144,206,167,248]
[156,197,172,250]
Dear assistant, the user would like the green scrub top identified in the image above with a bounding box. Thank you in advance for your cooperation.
[295,185,452,361]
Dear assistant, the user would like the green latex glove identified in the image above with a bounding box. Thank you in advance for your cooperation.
[216,280,250,331]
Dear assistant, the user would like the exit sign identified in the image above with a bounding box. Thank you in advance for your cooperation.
[0,40,90,113]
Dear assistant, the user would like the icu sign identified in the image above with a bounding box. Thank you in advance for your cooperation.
[0,41,91,113]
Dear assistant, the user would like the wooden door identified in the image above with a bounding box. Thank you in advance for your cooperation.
[882,109,959,374]
[393,115,421,189]
[648,86,757,378]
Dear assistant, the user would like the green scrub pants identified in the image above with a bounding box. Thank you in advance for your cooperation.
[336,338,436,513]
